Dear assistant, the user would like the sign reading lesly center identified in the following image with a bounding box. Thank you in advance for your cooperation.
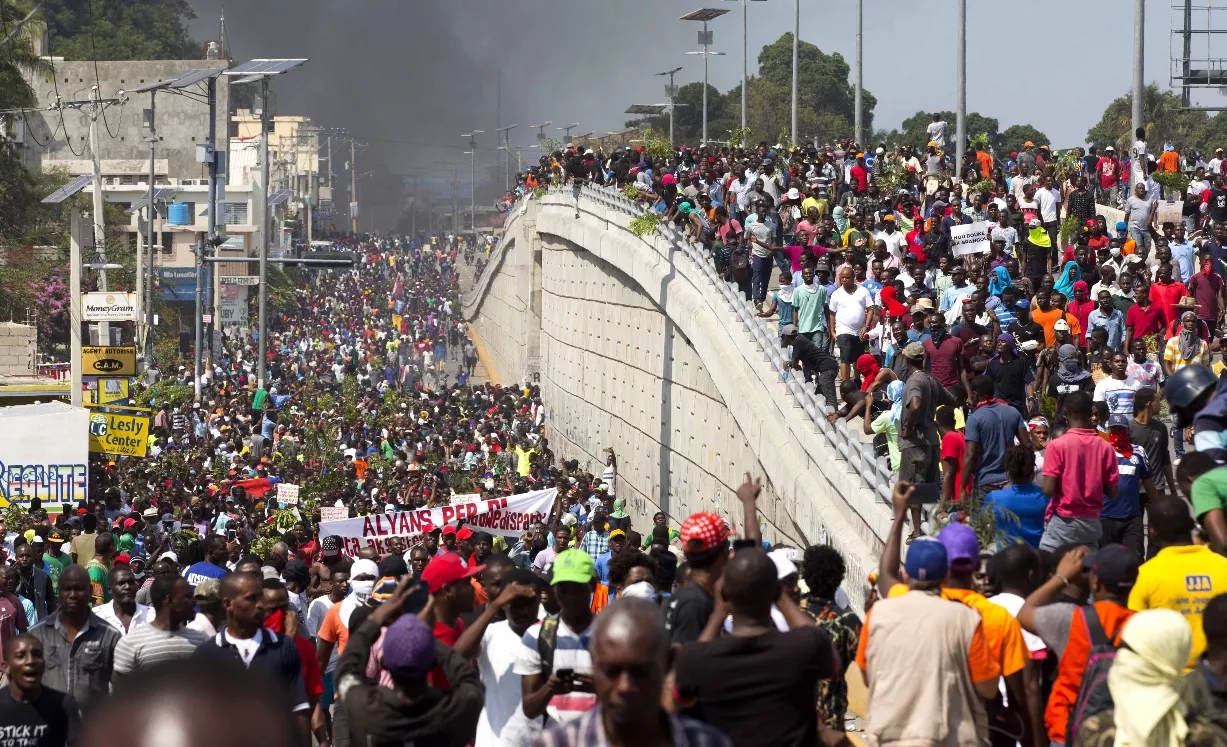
[88,411,150,457]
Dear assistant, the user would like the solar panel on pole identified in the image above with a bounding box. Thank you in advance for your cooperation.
[268,189,292,205]
[225,59,307,76]
[42,174,93,204]
[132,66,225,93]
[625,105,667,115]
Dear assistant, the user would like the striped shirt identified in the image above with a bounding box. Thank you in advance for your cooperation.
[113,624,207,675]
[1162,335,1211,368]
[534,707,732,747]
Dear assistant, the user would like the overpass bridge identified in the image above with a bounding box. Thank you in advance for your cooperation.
[462,185,902,608]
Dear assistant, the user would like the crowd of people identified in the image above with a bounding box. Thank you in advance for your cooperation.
[4,123,1227,747]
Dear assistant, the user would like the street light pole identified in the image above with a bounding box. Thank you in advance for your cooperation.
[790,0,798,144]
[955,0,967,182]
[683,9,728,146]
[258,76,270,389]
[1132,0,1145,177]
[463,129,482,236]
[854,0,863,148]
[656,67,683,146]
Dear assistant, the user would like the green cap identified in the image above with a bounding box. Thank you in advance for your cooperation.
[551,548,596,586]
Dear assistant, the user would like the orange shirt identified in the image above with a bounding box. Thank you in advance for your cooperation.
[856,601,999,684]
[1043,601,1134,742]
[317,601,351,654]
[590,583,610,614]
[941,588,1028,679]
[976,151,993,180]
[1031,308,1081,348]
[1157,150,1180,173]
[884,584,1027,678]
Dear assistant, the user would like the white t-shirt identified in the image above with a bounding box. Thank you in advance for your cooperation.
[827,285,874,337]
[989,592,1046,707]
[226,631,261,666]
[186,612,216,638]
[875,229,907,258]
[475,621,536,747]
[927,120,947,145]
[307,596,340,673]
[1093,376,1141,420]
[1034,188,1058,223]
[513,618,596,723]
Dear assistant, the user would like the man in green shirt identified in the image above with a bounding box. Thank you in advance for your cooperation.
[86,532,115,607]
[792,264,829,350]
[43,531,71,593]
[251,387,269,413]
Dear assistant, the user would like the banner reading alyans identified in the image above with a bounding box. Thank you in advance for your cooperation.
[319,488,557,557]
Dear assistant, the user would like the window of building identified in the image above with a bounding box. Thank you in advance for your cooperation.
[221,202,248,225]
[161,232,173,254]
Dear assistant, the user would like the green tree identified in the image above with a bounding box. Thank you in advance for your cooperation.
[883,110,1000,151]
[0,2,53,111]
[998,124,1051,156]
[43,0,199,61]
[754,33,876,133]
[1085,84,1207,154]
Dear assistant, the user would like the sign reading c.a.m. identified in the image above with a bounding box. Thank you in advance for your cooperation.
[81,346,137,376]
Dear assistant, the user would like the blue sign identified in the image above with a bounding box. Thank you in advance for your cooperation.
[159,266,211,303]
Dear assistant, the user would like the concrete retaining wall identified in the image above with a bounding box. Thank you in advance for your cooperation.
[466,194,894,608]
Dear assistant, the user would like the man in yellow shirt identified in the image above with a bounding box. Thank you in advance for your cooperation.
[1128,498,1227,669]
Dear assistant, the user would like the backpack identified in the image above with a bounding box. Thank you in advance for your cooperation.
[1066,605,1121,744]
[729,243,750,273]
[536,614,561,677]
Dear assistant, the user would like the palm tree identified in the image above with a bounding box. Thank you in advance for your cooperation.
[0,0,54,112]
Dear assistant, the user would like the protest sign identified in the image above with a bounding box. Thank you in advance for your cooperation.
[319,506,348,523]
[277,483,300,505]
[1156,200,1184,228]
[951,221,990,256]
[319,488,557,557]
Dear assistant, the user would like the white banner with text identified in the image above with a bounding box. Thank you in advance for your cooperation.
[318,488,556,557]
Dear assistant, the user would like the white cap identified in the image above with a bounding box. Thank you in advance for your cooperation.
[767,549,799,580]
[620,581,657,600]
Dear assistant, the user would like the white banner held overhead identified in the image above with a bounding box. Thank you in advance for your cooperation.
[951,221,990,256]
[277,483,300,505]
[82,292,138,322]
[319,488,557,557]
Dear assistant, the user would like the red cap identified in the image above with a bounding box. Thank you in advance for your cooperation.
[680,512,730,554]
[420,554,484,593]
[441,526,457,536]
[114,553,131,566]
[456,527,474,541]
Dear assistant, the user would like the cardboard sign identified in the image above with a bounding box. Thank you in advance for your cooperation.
[951,221,990,256]
[277,482,300,505]
[319,506,348,522]
[319,488,557,557]
[1156,200,1184,228]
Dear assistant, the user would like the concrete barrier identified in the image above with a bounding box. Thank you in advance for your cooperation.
[465,187,901,609]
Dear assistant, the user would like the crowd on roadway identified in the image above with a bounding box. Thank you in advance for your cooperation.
[5,122,1227,747]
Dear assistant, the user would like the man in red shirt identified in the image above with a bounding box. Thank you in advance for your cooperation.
[1096,147,1121,205]
[1149,264,1189,330]
[1187,248,1227,337]
[849,153,869,194]
[419,552,482,689]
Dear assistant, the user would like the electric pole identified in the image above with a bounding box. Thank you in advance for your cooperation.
[497,124,518,191]
[462,130,482,236]
[350,138,357,233]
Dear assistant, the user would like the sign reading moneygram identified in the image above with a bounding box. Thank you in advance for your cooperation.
[950,221,991,256]
[81,346,137,376]
[87,411,150,457]
[319,488,556,557]
[82,292,138,322]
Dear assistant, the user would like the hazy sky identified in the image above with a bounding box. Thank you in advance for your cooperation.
[186,0,1221,194]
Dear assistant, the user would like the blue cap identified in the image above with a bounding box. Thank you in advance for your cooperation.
[904,537,948,582]
[1014,298,1030,310]
[1116,221,1127,231]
